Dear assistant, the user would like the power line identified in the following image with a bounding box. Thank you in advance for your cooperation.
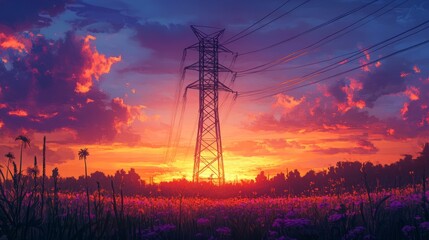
[240,0,379,56]
[238,0,404,75]
[223,0,292,44]
[251,39,429,100]
[299,23,428,81]
[238,18,429,98]
[164,53,187,163]
[164,80,188,163]
[247,51,355,72]
[224,0,310,45]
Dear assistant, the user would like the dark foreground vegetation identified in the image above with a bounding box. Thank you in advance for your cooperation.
[1,136,429,239]
[15,143,429,198]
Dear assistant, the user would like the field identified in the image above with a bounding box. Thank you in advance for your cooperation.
[1,176,429,240]
[2,145,429,239]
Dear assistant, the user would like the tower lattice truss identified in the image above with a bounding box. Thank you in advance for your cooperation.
[185,26,236,185]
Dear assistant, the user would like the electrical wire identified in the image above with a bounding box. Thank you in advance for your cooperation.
[239,0,378,56]
[238,19,429,98]
[238,0,404,75]
[224,0,310,45]
[164,58,187,163]
[223,0,292,44]
[251,39,429,100]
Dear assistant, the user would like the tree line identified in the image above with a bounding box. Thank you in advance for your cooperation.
[3,136,429,198]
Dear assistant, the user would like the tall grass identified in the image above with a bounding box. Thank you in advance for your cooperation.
[1,139,429,239]
[1,162,429,240]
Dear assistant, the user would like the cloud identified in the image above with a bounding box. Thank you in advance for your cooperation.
[273,94,304,112]
[352,60,411,108]
[133,22,194,60]
[247,92,379,133]
[386,78,429,139]
[0,31,143,143]
[0,33,27,52]
[326,60,411,110]
[245,56,429,142]
[68,2,138,34]
[0,144,74,165]
[76,35,122,93]
[226,138,304,157]
[311,139,378,155]
[0,0,71,31]
[328,78,366,112]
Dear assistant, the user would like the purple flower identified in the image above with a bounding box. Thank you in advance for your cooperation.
[285,210,297,218]
[216,226,231,236]
[420,222,429,231]
[195,233,204,239]
[158,223,176,232]
[197,217,210,227]
[402,225,416,237]
[272,218,283,228]
[141,230,158,238]
[272,218,311,229]
[355,226,365,232]
[328,213,345,223]
[283,218,311,228]
[276,236,297,240]
[269,230,278,237]
[319,202,329,209]
[345,226,365,238]
[389,200,404,210]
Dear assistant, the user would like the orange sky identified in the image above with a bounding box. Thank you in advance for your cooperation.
[2,102,425,183]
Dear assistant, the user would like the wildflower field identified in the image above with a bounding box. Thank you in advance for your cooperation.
[54,188,429,240]
[2,173,429,240]
[2,138,429,239]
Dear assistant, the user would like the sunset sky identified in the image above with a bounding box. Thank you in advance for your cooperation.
[0,0,428,182]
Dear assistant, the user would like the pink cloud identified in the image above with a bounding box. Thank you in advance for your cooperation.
[311,139,378,155]
[0,32,142,143]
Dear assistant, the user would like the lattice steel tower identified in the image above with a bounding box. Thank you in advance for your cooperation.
[185,26,235,185]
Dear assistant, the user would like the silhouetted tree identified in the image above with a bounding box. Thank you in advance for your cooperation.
[255,171,268,184]
[78,148,91,226]
[10,142,428,198]
[419,143,429,176]
[91,171,108,190]
[124,168,142,194]
[287,169,301,195]
[271,172,286,194]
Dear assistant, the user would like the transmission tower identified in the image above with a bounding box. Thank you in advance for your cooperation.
[184,26,236,185]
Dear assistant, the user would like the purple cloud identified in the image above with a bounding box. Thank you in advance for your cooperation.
[0,31,142,143]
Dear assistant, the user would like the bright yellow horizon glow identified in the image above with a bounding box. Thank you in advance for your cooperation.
[4,128,423,184]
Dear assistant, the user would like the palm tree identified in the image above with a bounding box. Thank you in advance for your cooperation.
[78,148,90,176]
[15,135,30,177]
[4,152,15,181]
[78,148,91,225]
